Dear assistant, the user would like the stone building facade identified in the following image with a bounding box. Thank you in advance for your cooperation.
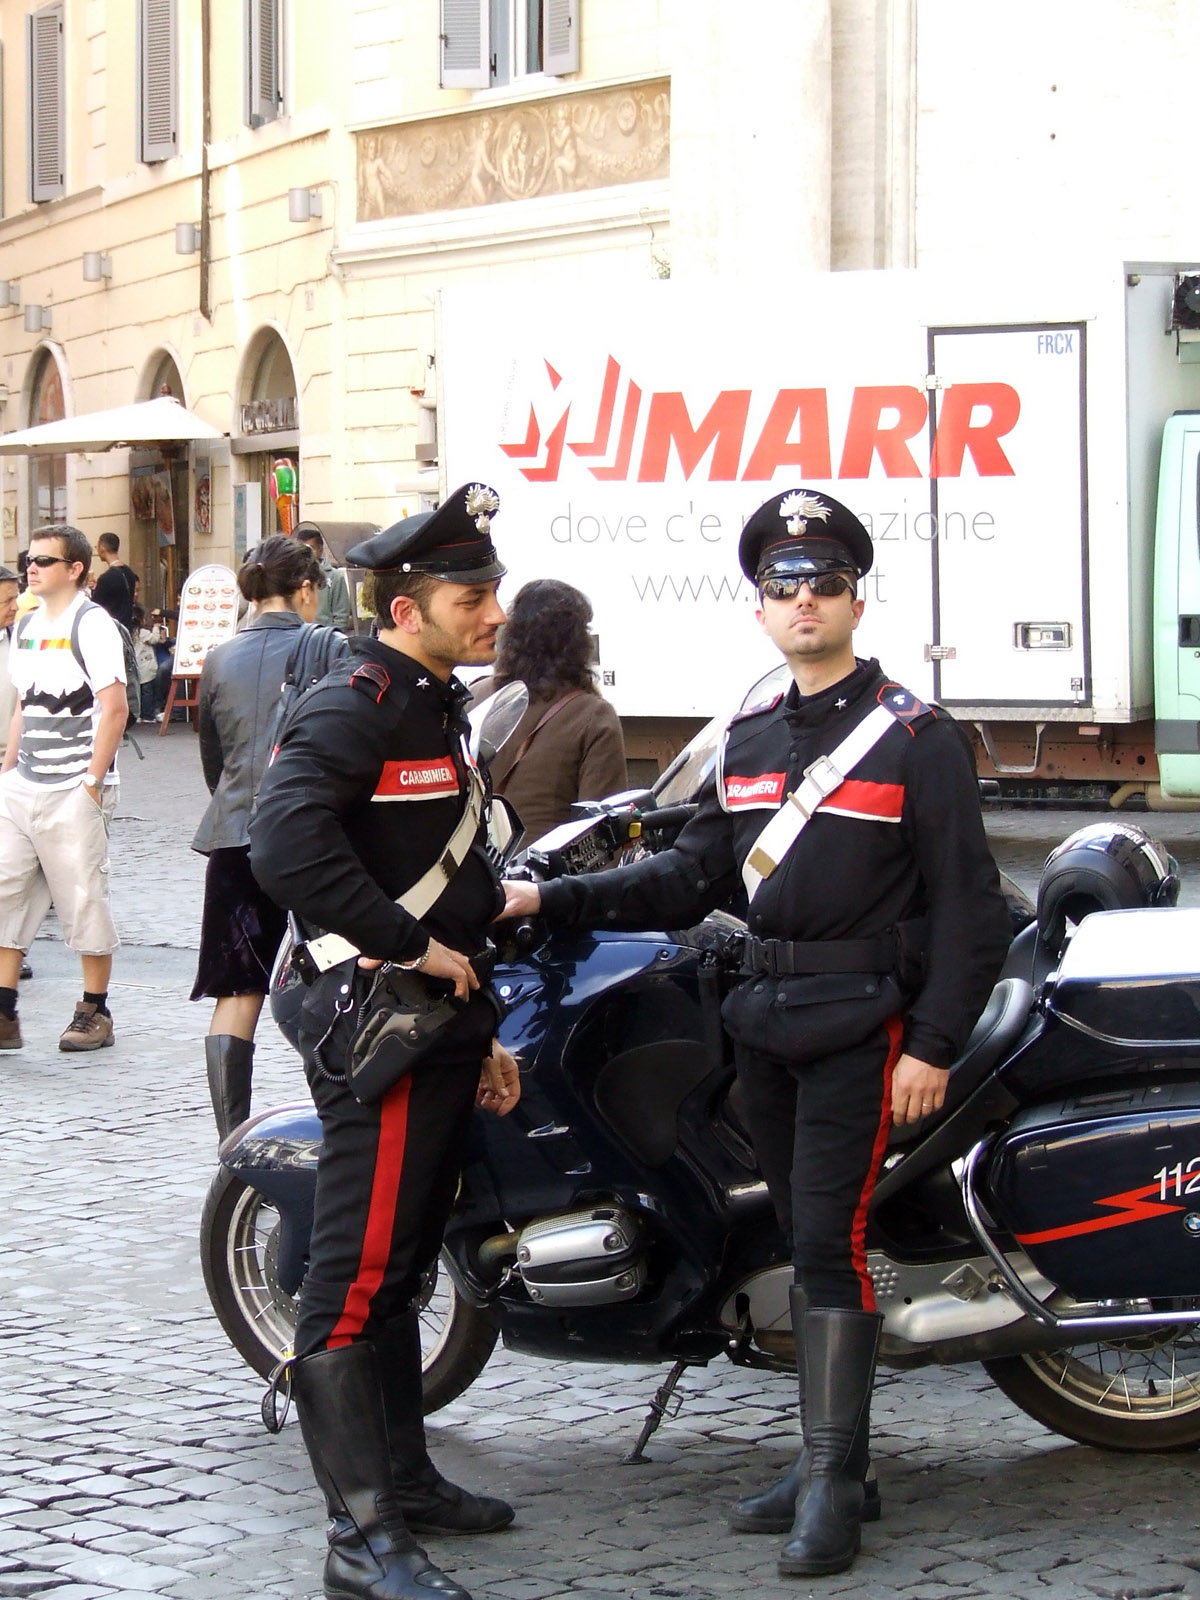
[0,0,1194,622]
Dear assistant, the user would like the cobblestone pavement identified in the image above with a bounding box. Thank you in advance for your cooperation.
[4,732,1200,1599]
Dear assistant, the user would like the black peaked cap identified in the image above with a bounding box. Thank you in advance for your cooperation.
[738,488,873,582]
[346,483,506,583]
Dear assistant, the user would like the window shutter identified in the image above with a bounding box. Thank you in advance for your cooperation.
[440,0,490,89]
[543,0,578,76]
[248,0,281,126]
[140,0,177,162]
[27,3,64,203]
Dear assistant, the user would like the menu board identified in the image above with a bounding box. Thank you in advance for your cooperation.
[173,564,239,677]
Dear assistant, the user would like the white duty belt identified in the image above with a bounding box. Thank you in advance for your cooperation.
[742,702,897,903]
[302,767,485,974]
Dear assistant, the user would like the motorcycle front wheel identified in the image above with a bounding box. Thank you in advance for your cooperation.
[199,1167,499,1414]
[984,1311,1200,1450]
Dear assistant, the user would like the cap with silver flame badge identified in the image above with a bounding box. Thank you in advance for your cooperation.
[347,482,507,584]
[738,488,873,584]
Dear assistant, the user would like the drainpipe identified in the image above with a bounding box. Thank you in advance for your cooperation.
[200,0,213,321]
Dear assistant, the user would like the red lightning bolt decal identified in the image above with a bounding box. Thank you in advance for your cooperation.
[1015,1181,1186,1247]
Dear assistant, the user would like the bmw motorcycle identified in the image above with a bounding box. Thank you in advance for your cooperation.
[201,683,1200,1456]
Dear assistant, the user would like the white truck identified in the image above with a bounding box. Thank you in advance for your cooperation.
[439,263,1200,801]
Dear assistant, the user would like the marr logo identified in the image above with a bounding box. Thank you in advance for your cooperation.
[502,357,1020,485]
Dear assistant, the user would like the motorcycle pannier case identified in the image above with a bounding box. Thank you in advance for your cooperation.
[985,1080,1200,1299]
[1041,907,1200,1044]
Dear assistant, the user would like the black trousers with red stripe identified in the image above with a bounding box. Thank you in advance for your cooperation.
[294,1043,484,1359]
[734,1017,902,1311]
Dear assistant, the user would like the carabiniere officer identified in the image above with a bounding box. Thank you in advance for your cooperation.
[250,484,521,1600]
[499,488,1011,1579]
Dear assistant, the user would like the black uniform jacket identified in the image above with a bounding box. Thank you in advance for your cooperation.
[539,658,1011,1069]
[249,636,503,964]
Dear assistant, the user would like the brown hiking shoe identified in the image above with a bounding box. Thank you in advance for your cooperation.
[0,1014,21,1050]
[59,1003,114,1052]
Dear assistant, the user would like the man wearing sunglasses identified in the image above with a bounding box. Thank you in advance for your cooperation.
[499,486,1009,1579]
[0,525,128,1051]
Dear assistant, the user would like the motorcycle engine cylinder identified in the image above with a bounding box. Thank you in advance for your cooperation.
[515,1206,646,1307]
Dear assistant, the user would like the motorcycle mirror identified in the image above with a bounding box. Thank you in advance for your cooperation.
[488,794,524,862]
[469,679,529,766]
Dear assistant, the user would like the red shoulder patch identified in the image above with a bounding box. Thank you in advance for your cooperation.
[350,662,391,704]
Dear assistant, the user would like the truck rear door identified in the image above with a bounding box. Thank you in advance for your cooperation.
[1154,412,1200,797]
[928,324,1089,709]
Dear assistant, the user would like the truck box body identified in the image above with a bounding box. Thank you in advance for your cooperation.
[439,264,1200,788]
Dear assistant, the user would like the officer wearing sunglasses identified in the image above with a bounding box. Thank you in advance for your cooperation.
[499,486,1009,1580]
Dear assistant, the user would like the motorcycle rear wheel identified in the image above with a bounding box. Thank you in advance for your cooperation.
[984,1315,1200,1450]
[199,1168,499,1413]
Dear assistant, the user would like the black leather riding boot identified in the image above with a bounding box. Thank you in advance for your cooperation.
[375,1312,514,1535]
[778,1303,882,1578]
[205,1034,253,1142]
[730,1288,880,1534]
[291,1342,472,1600]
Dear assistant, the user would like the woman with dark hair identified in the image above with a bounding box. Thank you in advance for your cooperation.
[191,535,324,1139]
[471,578,626,843]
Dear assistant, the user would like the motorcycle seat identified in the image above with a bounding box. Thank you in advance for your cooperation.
[888,976,1034,1146]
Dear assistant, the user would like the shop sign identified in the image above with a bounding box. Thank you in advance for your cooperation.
[239,396,297,434]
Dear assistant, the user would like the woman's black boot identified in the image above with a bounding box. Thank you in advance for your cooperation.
[205,1034,253,1142]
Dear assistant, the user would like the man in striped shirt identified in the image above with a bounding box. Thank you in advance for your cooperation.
[0,525,128,1051]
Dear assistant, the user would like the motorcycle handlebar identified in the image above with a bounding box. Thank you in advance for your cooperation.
[637,803,695,834]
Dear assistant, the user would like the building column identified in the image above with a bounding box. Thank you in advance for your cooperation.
[670,0,833,281]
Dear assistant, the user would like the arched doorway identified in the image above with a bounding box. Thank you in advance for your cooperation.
[130,351,190,609]
[233,330,300,560]
[146,352,185,402]
[28,349,67,536]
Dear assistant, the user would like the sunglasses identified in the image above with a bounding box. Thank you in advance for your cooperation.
[760,573,856,601]
[26,554,72,569]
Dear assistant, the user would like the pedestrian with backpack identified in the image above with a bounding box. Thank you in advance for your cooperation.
[190,536,333,1140]
[0,525,130,1052]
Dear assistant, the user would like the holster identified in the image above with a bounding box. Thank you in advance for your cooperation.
[347,965,462,1104]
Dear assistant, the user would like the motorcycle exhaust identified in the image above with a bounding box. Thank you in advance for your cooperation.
[719,1253,1062,1370]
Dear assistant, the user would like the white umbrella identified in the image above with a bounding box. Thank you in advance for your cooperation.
[0,395,225,455]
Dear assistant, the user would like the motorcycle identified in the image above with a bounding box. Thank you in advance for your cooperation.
[201,684,1200,1457]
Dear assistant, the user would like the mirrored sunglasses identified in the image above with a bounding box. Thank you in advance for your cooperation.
[760,573,856,601]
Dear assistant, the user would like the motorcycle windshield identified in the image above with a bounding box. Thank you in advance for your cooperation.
[654,663,790,806]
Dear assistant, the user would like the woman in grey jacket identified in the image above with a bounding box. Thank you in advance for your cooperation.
[191,537,323,1139]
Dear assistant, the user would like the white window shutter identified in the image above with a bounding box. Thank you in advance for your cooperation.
[543,0,578,76]
[249,0,281,126]
[440,0,490,89]
[27,3,64,203]
[140,0,177,162]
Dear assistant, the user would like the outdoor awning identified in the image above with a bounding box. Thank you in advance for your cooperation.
[0,396,226,456]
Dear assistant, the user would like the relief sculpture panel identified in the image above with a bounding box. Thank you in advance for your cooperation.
[357,80,670,221]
